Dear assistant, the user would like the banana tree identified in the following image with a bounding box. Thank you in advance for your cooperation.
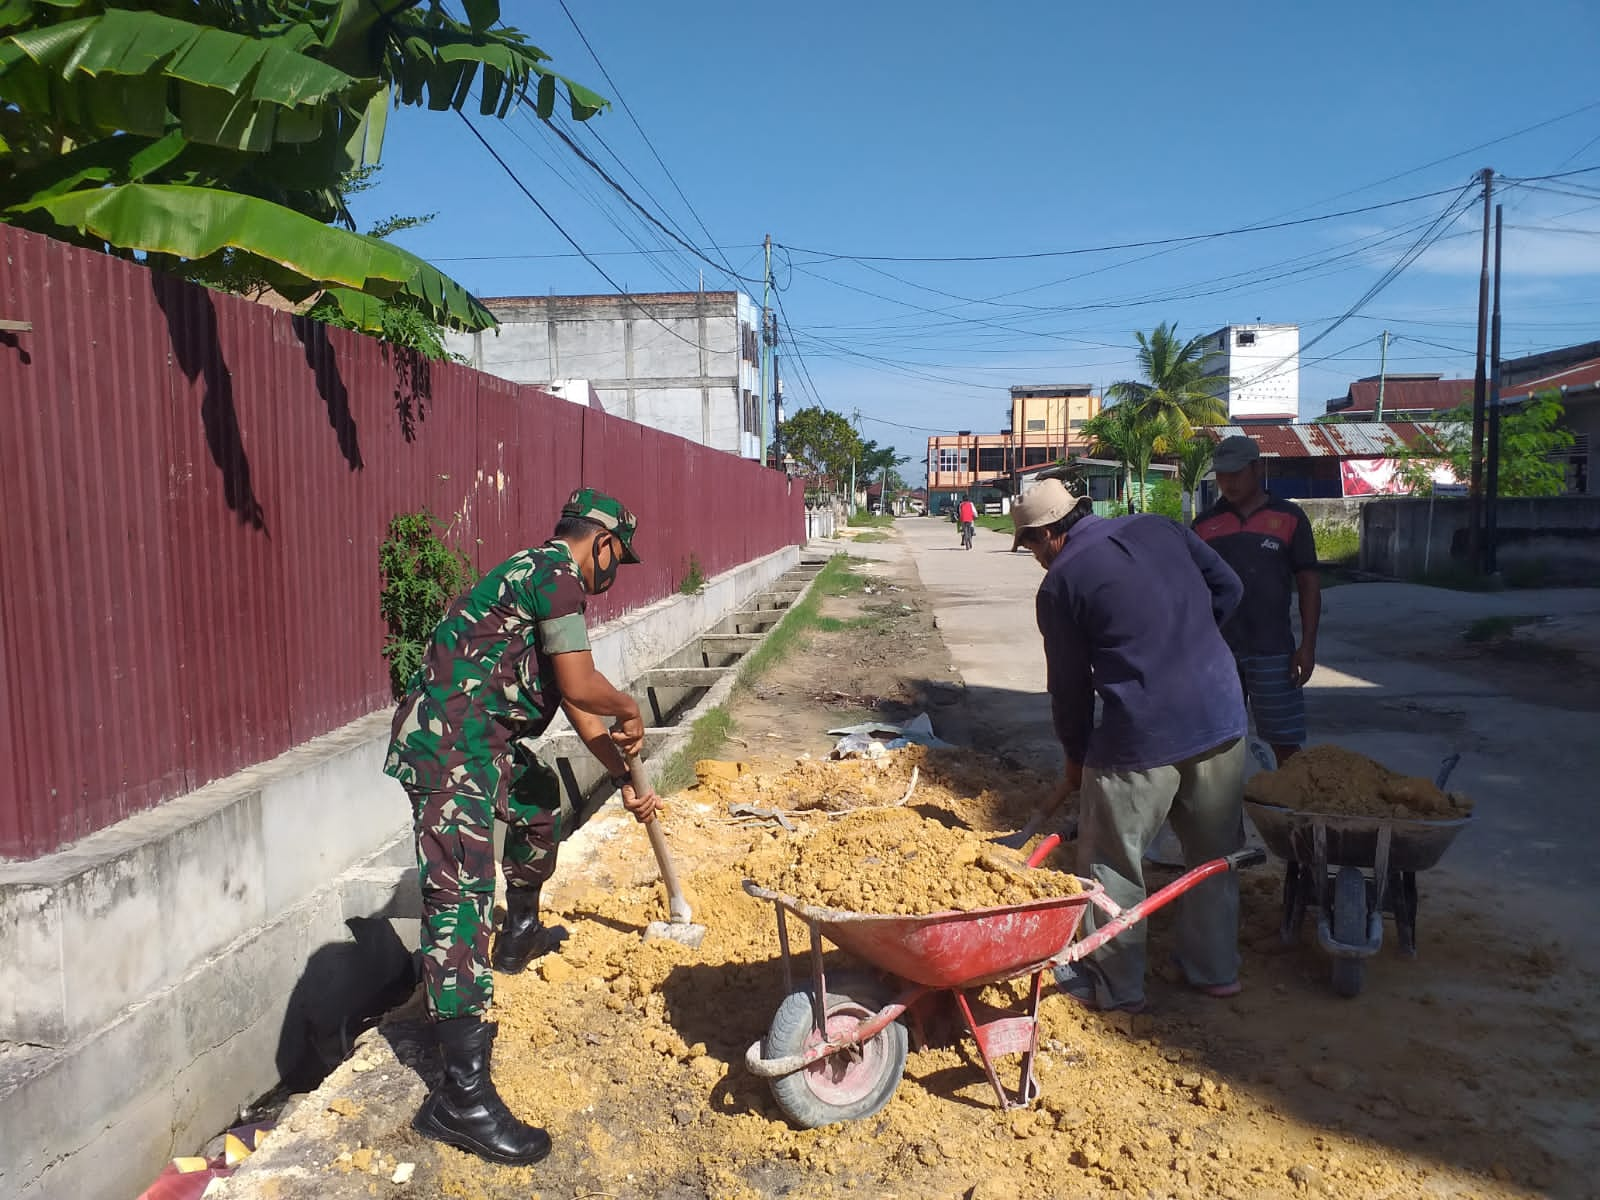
[0,0,607,333]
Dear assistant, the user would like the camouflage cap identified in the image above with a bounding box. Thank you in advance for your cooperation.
[562,487,641,563]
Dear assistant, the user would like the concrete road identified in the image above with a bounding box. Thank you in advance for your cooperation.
[881,514,1600,962]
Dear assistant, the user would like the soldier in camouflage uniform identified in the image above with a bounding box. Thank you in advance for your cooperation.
[384,487,659,1167]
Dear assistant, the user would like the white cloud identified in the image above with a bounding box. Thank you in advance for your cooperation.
[1412,222,1600,277]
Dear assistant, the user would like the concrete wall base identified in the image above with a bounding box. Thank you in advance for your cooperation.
[1360,496,1600,581]
[0,544,798,1200]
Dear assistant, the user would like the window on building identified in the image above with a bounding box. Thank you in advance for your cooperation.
[1025,418,1047,431]
[1069,418,1085,429]
[1237,330,1257,347]
[1023,446,1051,467]
[977,447,1005,472]
[938,448,967,473]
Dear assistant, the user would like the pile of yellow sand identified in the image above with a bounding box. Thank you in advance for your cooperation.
[1246,745,1473,819]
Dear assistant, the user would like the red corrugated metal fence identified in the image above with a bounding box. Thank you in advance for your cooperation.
[0,226,804,859]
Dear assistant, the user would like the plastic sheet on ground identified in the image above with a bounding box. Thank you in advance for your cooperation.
[827,712,953,758]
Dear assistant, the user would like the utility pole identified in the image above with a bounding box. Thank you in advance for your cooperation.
[1485,203,1505,576]
[772,352,782,466]
[1468,168,1493,569]
[849,410,859,516]
[1374,330,1390,423]
[759,233,772,466]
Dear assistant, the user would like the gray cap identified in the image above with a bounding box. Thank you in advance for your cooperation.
[1212,435,1261,473]
[1011,478,1079,548]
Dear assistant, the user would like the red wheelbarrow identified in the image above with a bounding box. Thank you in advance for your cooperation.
[742,838,1264,1128]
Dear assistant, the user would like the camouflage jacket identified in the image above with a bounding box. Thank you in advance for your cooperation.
[383,541,590,798]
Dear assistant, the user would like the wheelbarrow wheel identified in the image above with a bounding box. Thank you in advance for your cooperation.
[1330,866,1367,998]
[764,972,908,1129]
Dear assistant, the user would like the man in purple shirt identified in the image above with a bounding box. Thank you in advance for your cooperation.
[1011,479,1249,1013]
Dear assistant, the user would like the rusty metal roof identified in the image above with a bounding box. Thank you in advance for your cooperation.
[1333,378,1473,414]
[1499,355,1600,403]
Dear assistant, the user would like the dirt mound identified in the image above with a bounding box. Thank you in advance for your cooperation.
[759,806,1081,914]
[692,744,1051,826]
[1246,744,1473,819]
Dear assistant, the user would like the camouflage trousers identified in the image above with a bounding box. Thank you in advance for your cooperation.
[409,755,566,1020]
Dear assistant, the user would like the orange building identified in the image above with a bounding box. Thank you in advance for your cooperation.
[926,384,1101,492]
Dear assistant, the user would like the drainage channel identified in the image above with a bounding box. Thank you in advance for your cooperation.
[127,554,835,1197]
[535,554,828,809]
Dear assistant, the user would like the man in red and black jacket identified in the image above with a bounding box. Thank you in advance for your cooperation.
[1194,436,1321,767]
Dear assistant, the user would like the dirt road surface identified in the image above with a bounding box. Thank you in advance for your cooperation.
[220,519,1600,1200]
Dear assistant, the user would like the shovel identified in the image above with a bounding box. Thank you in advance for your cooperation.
[627,754,707,949]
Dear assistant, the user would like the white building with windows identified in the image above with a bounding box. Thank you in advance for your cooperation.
[1202,323,1300,422]
[444,290,765,460]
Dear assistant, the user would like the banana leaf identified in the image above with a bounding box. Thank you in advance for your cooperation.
[12,182,494,329]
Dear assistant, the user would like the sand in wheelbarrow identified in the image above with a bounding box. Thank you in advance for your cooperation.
[761,806,1081,914]
[1245,744,1473,819]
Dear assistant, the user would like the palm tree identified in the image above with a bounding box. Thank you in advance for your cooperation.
[1175,437,1216,522]
[1082,404,1183,513]
[1107,323,1230,438]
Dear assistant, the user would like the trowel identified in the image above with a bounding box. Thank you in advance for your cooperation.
[627,754,707,949]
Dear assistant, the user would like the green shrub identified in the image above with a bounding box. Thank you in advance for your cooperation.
[378,510,476,698]
[1312,522,1360,566]
[1147,479,1183,520]
[679,554,706,595]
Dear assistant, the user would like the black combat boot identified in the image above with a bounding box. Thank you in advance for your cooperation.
[413,1017,551,1166]
[491,885,564,973]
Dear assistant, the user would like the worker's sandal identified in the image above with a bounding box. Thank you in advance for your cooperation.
[1168,955,1242,998]
[1052,964,1148,1014]
[414,1018,552,1166]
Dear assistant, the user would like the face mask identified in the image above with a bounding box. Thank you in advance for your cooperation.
[587,532,620,594]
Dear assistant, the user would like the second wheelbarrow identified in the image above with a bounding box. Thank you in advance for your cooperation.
[742,839,1264,1128]
[1244,751,1472,998]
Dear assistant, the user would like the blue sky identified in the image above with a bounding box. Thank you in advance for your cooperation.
[357,0,1600,467]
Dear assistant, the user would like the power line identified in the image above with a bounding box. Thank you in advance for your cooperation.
[772,285,830,412]
[778,184,1468,264]
[431,245,762,263]
[456,111,718,351]
[1252,98,1600,217]
[1232,182,1481,390]
[557,0,742,283]
[541,118,763,285]
[858,413,962,434]
[500,104,700,292]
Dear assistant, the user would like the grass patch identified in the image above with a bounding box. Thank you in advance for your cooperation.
[852,530,890,543]
[976,514,1013,534]
[737,555,856,682]
[848,512,895,527]
[652,555,877,790]
[677,553,705,595]
[1312,521,1359,567]
[654,706,735,794]
[819,565,873,598]
[1462,614,1543,644]
[814,613,883,632]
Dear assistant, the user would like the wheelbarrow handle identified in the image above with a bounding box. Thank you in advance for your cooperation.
[1025,833,1063,869]
[1055,847,1265,966]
